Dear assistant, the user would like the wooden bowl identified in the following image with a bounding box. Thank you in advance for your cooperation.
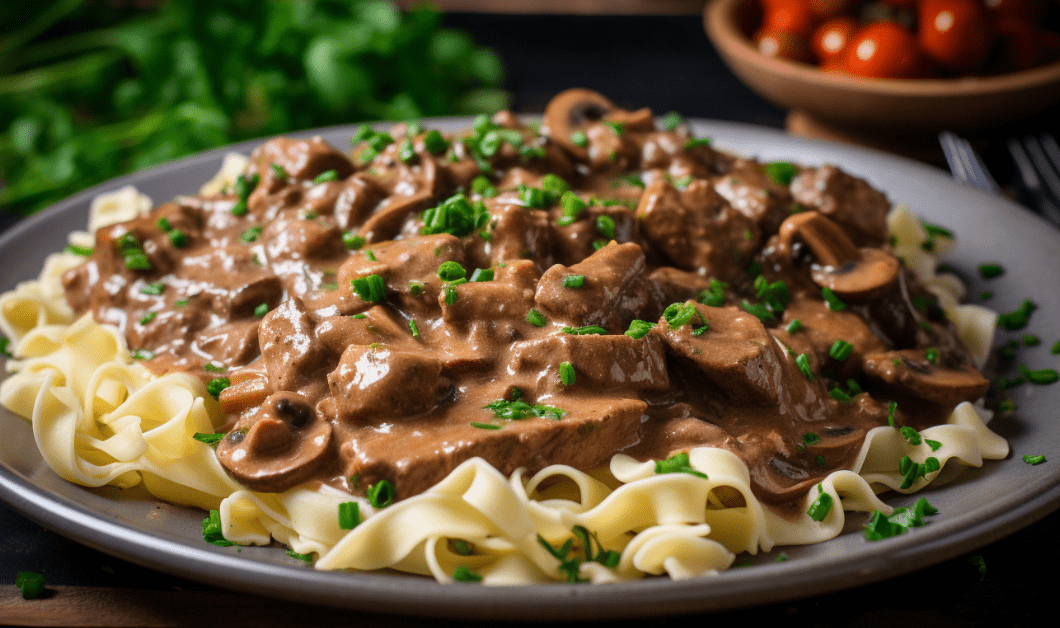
[703,0,1060,133]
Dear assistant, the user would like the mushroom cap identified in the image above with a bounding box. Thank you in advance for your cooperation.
[542,88,617,158]
[217,391,332,492]
[862,350,990,407]
[811,247,901,302]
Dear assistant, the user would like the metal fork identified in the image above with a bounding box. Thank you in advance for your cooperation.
[939,130,1001,196]
[1007,133,1060,229]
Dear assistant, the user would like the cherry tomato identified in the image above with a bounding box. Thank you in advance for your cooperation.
[917,0,993,71]
[811,17,859,63]
[754,26,815,63]
[761,0,820,38]
[992,16,1045,71]
[843,21,926,78]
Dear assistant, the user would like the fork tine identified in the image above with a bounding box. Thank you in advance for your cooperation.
[1009,136,1060,228]
[1024,134,1060,205]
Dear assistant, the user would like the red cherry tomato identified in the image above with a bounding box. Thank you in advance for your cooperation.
[761,0,820,38]
[755,26,815,63]
[917,0,993,71]
[843,21,926,78]
[811,17,859,63]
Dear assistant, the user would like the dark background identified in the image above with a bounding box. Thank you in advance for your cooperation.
[2,10,1058,627]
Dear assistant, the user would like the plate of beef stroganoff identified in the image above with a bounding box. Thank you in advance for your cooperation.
[1,91,1059,619]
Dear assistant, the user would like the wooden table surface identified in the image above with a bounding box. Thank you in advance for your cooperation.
[3,9,1059,628]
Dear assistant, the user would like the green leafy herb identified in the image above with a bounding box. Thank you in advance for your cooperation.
[697,279,727,308]
[525,308,546,327]
[829,339,853,361]
[193,432,225,447]
[795,353,814,381]
[978,263,1004,278]
[625,319,656,339]
[663,302,703,329]
[785,319,804,334]
[806,485,832,522]
[202,509,233,547]
[863,498,938,541]
[1023,454,1046,465]
[421,194,489,237]
[559,361,575,386]
[206,377,230,401]
[437,260,467,282]
[997,299,1036,330]
[366,480,395,508]
[654,452,708,479]
[763,161,798,186]
[563,274,585,288]
[562,325,607,336]
[483,399,565,421]
[15,571,45,600]
[821,287,846,312]
[351,274,386,303]
[338,501,360,530]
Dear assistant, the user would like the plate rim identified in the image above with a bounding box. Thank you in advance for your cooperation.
[3,117,1060,620]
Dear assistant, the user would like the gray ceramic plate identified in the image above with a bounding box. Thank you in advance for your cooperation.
[2,119,1059,620]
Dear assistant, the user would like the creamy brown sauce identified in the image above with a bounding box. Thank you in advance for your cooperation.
[62,89,988,506]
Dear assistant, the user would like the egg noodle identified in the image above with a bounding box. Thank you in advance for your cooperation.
[0,157,1007,585]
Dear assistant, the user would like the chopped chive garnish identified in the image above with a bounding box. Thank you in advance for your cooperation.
[654,452,708,478]
[803,432,821,446]
[661,111,684,131]
[193,432,225,447]
[453,565,483,583]
[925,348,939,364]
[559,361,575,386]
[1019,365,1059,385]
[202,509,233,546]
[563,275,585,288]
[241,225,263,242]
[366,480,395,508]
[157,217,173,232]
[206,377,231,400]
[829,340,853,361]
[763,161,797,186]
[698,279,728,307]
[525,308,546,327]
[821,287,846,311]
[562,325,607,335]
[997,299,1037,330]
[124,251,152,271]
[437,261,467,282]
[684,137,712,150]
[806,485,832,522]
[286,550,313,563]
[342,231,365,250]
[398,139,416,163]
[1023,454,1047,465]
[556,191,587,227]
[625,319,656,339]
[203,362,226,373]
[596,214,616,241]
[408,281,424,296]
[795,353,814,381]
[978,263,1004,279]
[444,283,458,306]
[604,120,623,135]
[570,131,588,147]
[175,299,189,308]
[664,302,703,329]
[900,426,922,445]
[270,163,288,182]
[65,244,93,255]
[422,129,449,155]
[470,175,497,198]
[352,274,387,303]
[470,421,502,430]
[863,498,938,540]
[887,401,898,427]
[14,571,45,600]
[338,501,360,530]
[785,319,804,334]
[829,387,851,402]
[254,303,268,317]
[139,311,156,325]
[1023,334,1041,346]
[408,318,420,339]
[140,282,165,296]
[741,300,775,324]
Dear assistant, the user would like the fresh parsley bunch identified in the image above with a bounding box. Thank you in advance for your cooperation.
[0,0,507,216]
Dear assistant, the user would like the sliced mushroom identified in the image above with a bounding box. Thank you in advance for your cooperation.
[542,88,617,159]
[218,361,271,415]
[778,211,900,301]
[216,391,332,492]
[862,349,989,407]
